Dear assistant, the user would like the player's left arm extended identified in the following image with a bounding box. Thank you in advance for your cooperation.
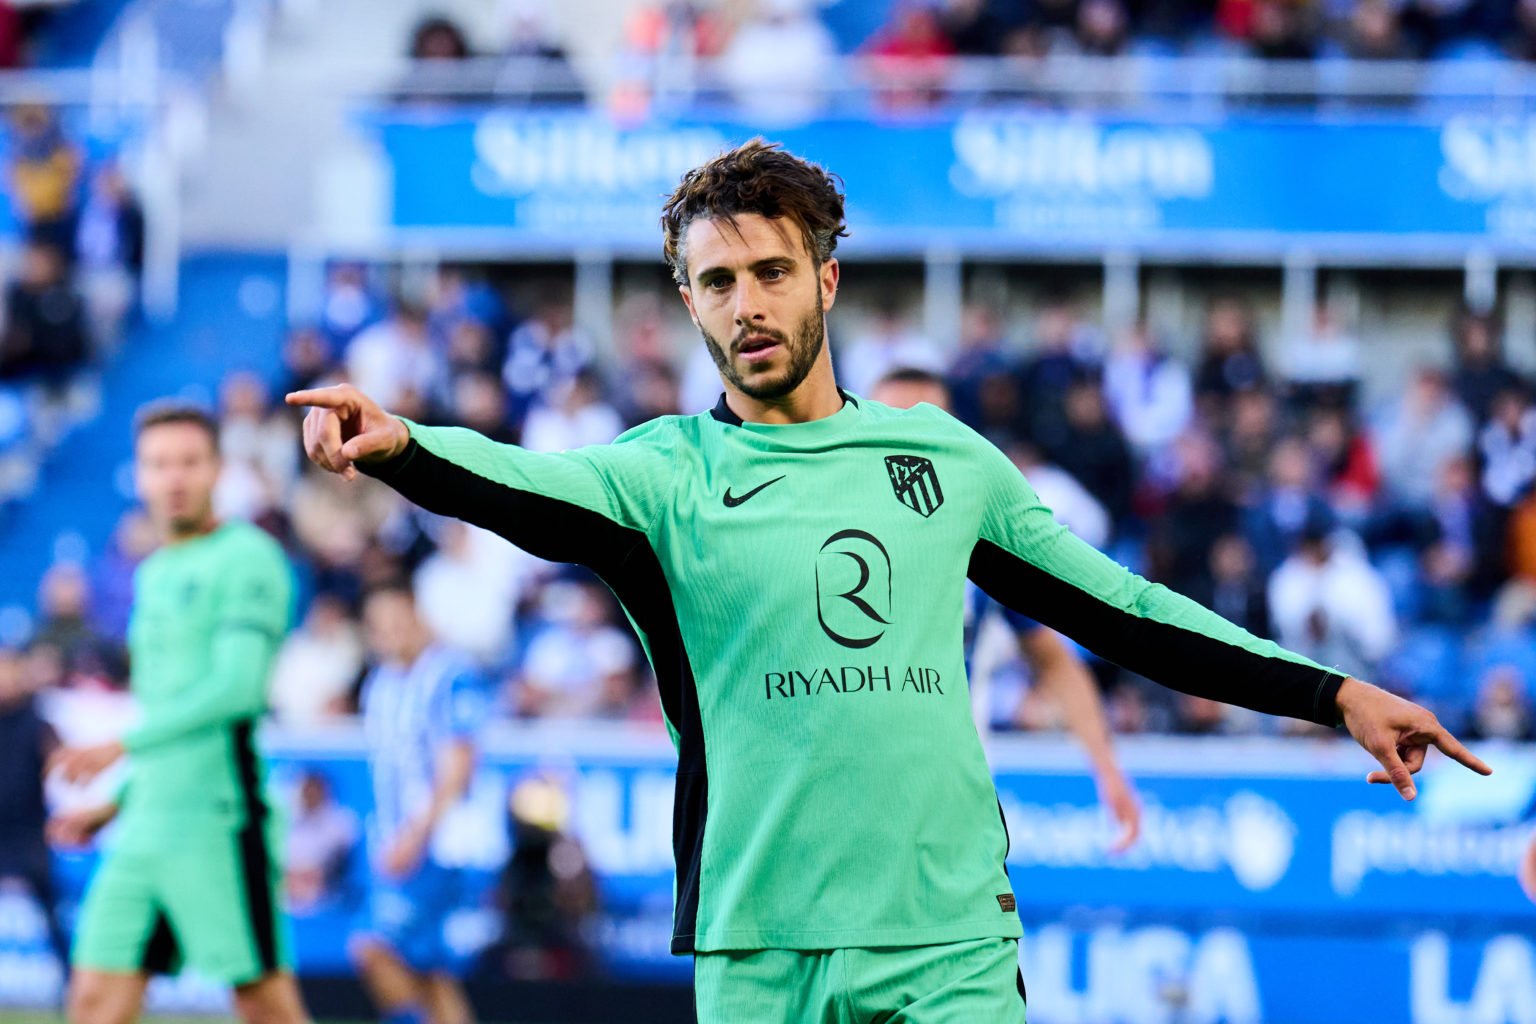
[968,440,1490,795]
[123,557,289,753]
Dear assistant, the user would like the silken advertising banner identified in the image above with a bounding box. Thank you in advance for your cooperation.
[370,109,1536,259]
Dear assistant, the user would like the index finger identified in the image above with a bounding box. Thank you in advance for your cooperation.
[1432,728,1493,777]
[285,387,354,410]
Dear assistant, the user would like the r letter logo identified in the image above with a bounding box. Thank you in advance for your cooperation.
[816,529,892,649]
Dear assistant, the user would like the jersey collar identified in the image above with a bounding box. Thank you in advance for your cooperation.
[709,388,860,427]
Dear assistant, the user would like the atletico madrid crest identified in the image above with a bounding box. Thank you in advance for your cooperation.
[885,455,944,518]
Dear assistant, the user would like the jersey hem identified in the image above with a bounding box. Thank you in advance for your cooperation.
[676,917,1023,955]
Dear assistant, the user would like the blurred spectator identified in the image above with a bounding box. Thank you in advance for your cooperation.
[617,360,682,428]
[1007,440,1110,549]
[1148,432,1240,596]
[1223,389,1283,502]
[515,578,641,719]
[346,299,442,411]
[1194,297,1267,421]
[1451,307,1522,424]
[497,4,586,105]
[867,1,956,107]
[8,105,80,254]
[1466,663,1533,741]
[73,162,144,352]
[1283,303,1361,409]
[1048,378,1135,532]
[519,368,624,453]
[270,593,366,725]
[320,264,381,349]
[490,774,596,980]
[32,562,108,680]
[502,300,594,422]
[415,521,538,666]
[1478,384,1536,507]
[946,304,1018,437]
[1074,0,1132,55]
[1412,454,1499,625]
[1102,323,1193,459]
[451,371,519,445]
[0,645,68,971]
[1249,0,1321,59]
[396,14,482,104]
[1197,533,1272,639]
[284,769,361,914]
[1345,0,1411,58]
[215,372,300,524]
[838,301,940,397]
[282,326,337,394]
[0,240,90,390]
[1374,366,1474,510]
[941,0,1013,54]
[721,0,839,120]
[289,469,400,602]
[1018,295,1100,449]
[90,508,158,644]
[1268,514,1397,680]
[1244,436,1335,573]
[1305,407,1380,520]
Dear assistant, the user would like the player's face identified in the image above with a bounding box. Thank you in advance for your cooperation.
[870,379,951,413]
[678,213,839,401]
[362,590,416,663]
[134,422,219,537]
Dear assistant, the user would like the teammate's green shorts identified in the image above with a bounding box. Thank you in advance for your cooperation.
[694,937,1027,1024]
[72,812,291,986]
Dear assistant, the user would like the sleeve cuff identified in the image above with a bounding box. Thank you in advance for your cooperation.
[356,437,420,482]
[1312,670,1349,729]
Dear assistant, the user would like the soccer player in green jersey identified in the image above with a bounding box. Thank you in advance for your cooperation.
[289,140,1492,1023]
[47,403,309,1024]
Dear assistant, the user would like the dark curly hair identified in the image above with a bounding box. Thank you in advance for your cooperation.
[661,138,847,286]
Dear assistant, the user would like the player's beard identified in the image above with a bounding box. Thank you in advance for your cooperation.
[700,283,826,402]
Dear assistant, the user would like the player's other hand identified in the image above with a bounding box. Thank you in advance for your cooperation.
[381,821,430,880]
[1336,677,1492,800]
[1095,766,1141,854]
[47,740,124,784]
[285,383,410,481]
[46,802,118,848]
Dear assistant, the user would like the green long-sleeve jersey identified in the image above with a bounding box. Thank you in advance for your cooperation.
[362,392,1345,954]
[118,520,292,837]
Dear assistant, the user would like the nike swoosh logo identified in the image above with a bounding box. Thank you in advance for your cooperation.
[723,475,785,507]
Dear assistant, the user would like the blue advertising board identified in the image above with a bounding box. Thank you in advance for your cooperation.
[6,730,1535,1023]
[367,108,1536,261]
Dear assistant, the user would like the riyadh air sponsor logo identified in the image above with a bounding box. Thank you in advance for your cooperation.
[471,114,728,197]
[885,455,944,517]
[1330,811,1535,896]
[815,529,892,649]
[949,114,1215,200]
[1000,791,1296,891]
[764,664,944,699]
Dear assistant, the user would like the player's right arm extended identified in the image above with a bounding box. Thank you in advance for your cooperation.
[356,420,670,567]
[289,385,670,565]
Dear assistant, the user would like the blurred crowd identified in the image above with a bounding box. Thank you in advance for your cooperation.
[0,103,143,507]
[392,0,1536,116]
[6,257,1536,744]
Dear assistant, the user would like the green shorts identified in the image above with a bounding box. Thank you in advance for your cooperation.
[694,937,1027,1024]
[72,812,291,986]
